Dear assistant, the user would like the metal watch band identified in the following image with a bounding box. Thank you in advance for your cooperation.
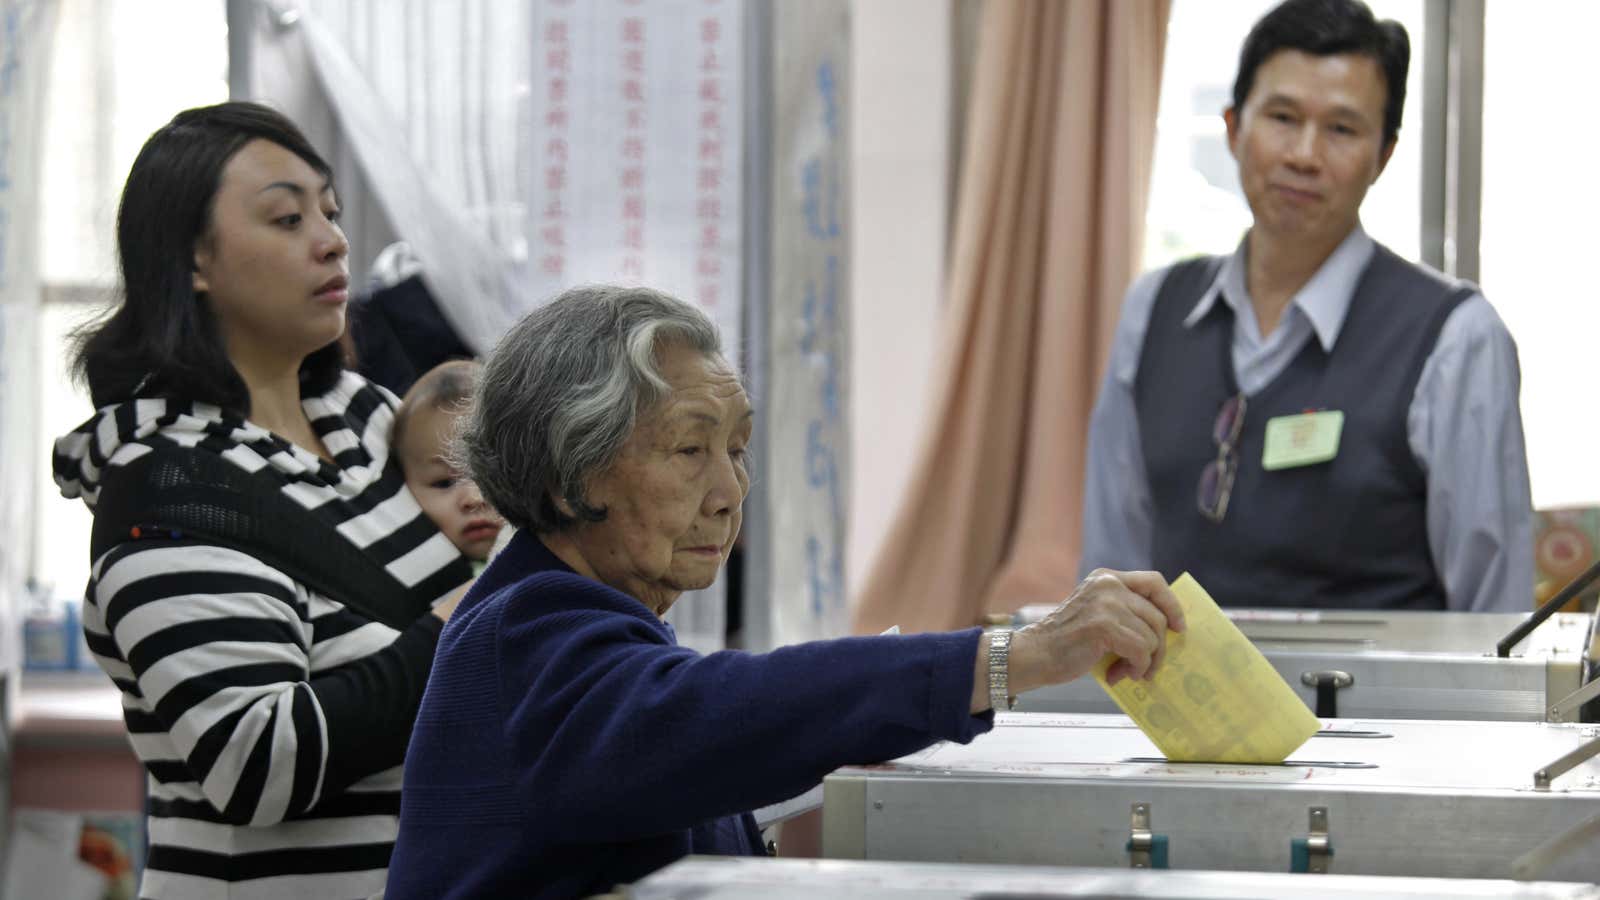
[988,629,1016,711]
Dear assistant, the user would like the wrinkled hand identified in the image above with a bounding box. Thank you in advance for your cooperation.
[1011,569,1185,691]
[430,579,476,623]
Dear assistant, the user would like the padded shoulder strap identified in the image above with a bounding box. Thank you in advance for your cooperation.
[91,444,467,630]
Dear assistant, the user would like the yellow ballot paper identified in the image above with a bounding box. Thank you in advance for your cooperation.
[1093,573,1320,764]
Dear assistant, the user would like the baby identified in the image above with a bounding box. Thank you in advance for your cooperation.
[393,360,505,565]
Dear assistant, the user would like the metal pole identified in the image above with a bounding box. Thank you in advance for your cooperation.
[1450,0,1485,282]
[740,0,775,651]
[227,0,256,99]
[1420,0,1449,271]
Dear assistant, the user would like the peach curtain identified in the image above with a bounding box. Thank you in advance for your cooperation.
[853,0,1171,634]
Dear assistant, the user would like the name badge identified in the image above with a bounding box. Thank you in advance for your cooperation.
[1262,410,1343,471]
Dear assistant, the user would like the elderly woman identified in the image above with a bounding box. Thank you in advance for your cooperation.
[384,286,1184,900]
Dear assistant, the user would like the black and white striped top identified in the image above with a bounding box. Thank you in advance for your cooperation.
[54,372,468,900]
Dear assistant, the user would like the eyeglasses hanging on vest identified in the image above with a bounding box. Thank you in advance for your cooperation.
[1198,392,1247,523]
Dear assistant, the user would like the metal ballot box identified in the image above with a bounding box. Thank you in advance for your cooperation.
[823,713,1600,882]
[628,857,1600,899]
[1009,608,1597,721]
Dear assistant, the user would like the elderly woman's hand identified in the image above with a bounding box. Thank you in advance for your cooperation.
[1008,569,1186,696]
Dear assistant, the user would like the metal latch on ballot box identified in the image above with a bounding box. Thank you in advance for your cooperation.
[1290,806,1334,873]
[1126,803,1332,872]
[1126,802,1169,869]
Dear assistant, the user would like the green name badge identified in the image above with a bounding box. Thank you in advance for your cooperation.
[1262,410,1344,471]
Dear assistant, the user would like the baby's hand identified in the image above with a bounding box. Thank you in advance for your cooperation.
[432,580,475,622]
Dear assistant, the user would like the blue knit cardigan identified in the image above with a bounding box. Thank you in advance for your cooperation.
[386,530,993,899]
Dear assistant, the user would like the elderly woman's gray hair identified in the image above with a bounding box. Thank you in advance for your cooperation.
[459,284,724,532]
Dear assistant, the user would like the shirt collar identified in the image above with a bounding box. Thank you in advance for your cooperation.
[1182,225,1376,352]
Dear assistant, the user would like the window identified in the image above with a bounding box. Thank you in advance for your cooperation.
[1144,0,1425,270]
[1480,1,1600,510]
[34,0,228,605]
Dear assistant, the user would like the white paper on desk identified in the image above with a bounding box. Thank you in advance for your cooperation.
[4,810,109,900]
[752,785,825,828]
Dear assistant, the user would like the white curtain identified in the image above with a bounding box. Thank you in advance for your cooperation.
[248,0,526,353]
[243,0,744,651]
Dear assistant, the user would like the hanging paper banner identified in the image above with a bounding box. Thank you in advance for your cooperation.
[530,0,742,348]
[766,0,850,644]
[529,0,745,652]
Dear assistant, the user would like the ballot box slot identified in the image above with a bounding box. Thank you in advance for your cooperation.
[1123,757,1376,770]
[1251,637,1378,646]
[1313,727,1393,738]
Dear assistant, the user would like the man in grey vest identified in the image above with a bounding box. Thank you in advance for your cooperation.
[1079,0,1531,612]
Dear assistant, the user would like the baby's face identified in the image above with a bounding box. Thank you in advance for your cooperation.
[400,405,504,561]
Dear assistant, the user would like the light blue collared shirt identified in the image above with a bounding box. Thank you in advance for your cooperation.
[1079,226,1534,612]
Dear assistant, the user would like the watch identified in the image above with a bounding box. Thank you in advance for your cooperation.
[988,629,1017,711]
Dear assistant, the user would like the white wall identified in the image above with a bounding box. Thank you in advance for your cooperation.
[847,0,953,600]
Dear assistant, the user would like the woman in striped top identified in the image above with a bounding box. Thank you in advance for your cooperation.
[52,102,473,900]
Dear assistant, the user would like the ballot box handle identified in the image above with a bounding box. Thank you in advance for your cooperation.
[1532,735,1600,790]
[1512,812,1600,880]
[1300,671,1353,718]
[1547,677,1600,723]
[1498,557,1600,658]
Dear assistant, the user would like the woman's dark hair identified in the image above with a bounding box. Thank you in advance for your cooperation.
[73,101,347,412]
[1231,0,1410,149]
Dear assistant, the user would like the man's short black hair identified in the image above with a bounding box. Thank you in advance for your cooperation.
[1232,0,1411,149]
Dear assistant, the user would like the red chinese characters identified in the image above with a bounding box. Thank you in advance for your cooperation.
[540,15,572,276]
[618,14,648,279]
[694,5,728,310]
